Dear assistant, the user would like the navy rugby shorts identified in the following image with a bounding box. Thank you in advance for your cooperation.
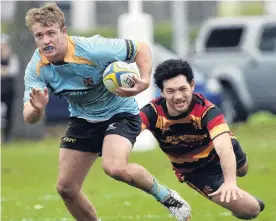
[60,113,141,153]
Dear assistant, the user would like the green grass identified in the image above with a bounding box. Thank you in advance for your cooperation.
[2,113,276,221]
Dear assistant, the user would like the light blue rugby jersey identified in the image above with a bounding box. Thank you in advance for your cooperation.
[24,35,140,122]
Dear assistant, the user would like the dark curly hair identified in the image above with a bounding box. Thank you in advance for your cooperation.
[154,59,194,90]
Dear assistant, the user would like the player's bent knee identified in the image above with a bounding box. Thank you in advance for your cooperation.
[103,164,129,181]
[237,162,248,177]
[56,182,79,199]
[237,169,248,177]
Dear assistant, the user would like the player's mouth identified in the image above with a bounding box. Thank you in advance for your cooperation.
[43,46,55,54]
[174,101,186,108]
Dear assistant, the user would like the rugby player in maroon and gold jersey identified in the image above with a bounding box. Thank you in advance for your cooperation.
[140,59,265,220]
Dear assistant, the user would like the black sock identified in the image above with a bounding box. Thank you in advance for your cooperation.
[254,196,265,212]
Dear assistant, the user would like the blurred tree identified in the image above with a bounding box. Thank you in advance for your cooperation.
[240,2,265,15]
[7,1,46,141]
[218,1,264,17]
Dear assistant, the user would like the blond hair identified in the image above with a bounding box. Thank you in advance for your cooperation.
[25,2,65,30]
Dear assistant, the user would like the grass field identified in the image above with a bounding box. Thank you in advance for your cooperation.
[2,113,276,221]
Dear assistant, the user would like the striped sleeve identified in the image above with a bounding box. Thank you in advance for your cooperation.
[140,103,158,131]
[202,106,230,140]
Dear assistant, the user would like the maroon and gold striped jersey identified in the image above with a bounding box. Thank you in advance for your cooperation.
[140,93,234,175]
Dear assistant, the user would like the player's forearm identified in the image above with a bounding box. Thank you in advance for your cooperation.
[23,102,44,124]
[135,42,152,86]
[213,133,237,184]
[218,147,237,184]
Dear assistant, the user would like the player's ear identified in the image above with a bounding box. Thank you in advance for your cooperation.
[62,27,67,35]
[190,79,195,91]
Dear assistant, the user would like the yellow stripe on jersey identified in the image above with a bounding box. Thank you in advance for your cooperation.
[149,102,157,114]
[192,143,214,158]
[209,123,229,140]
[64,36,96,65]
[166,143,214,164]
[202,105,215,119]
[36,60,45,75]
[155,115,203,132]
[167,154,200,164]
[141,123,147,131]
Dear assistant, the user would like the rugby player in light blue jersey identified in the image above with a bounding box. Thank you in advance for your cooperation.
[23,3,191,221]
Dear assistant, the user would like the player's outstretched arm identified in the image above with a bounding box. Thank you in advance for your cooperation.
[23,88,49,124]
[208,133,243,202]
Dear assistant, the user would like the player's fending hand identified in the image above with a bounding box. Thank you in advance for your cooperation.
[208,183,244,203]
[115,75,149,97]
[29,87,49,111]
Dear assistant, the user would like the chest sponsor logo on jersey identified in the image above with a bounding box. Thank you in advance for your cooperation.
[162,134,208,145]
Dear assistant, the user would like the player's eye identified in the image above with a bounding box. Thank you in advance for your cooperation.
[49,32,55,36]
[36,34,43,39]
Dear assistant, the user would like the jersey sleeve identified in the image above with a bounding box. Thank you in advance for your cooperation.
[140,103,158,131]
[23,60,47,103]
[85,35,140,64]
[201,106,230,140]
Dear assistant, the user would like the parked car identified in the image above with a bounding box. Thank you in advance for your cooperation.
[192,15,276,123]
[153,44,223,108]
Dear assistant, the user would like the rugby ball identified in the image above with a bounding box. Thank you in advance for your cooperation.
[103,61,140,94]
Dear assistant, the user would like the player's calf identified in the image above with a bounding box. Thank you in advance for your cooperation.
[212,189,264,220]
[232,197,265,220]
[232,204,260,220]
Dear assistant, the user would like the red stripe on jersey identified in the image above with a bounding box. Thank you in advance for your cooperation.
[140,111,150,128]
[155,103,167,117]
[190,103,210,118]
[207,114,225,131]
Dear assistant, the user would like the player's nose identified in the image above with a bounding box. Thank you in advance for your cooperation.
[42,36,51,45]
[174,91,182,99]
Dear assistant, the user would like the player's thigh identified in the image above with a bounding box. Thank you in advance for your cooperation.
[58,148,100,188]
[102,113,141,166]
[59,117,106,186]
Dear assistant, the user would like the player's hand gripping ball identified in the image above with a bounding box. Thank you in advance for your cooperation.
[103,61,140,94]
